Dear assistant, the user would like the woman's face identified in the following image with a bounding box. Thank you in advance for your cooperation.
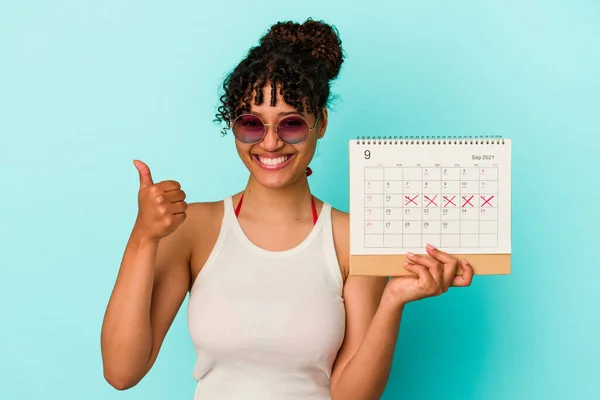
[234,85,326,189]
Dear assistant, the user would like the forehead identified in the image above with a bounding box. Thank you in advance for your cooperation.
[247,84,303,116]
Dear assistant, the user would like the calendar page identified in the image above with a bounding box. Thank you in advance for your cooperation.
[349,137,511,255]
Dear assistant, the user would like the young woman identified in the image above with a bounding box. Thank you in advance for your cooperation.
[101,19,474,400]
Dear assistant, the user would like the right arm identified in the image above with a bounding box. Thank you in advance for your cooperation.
[100,160,191,390]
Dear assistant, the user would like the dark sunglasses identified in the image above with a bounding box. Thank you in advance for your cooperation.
[231,113,320,145]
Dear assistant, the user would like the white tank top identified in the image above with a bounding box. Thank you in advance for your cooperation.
[187,196,346,400]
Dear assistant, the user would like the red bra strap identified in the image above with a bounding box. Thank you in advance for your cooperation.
[234,193,244,217]
[310,197,317,225]
[234,194,318,225]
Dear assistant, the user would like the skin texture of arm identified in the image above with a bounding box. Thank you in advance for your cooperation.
[329,209,392,400]
[329,208,473,400]
[100,220,191,390]
[100,202,219,390]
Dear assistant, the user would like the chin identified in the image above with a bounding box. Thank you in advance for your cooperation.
[252,168,301,189]
[256,177,293,189]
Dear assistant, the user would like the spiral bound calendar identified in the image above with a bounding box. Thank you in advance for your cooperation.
[348,136,512,276]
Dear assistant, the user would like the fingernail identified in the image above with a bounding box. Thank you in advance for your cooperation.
[403,261,409,266]
[462,259,470,266]
[426,243,436,251]
[407,252,415,258]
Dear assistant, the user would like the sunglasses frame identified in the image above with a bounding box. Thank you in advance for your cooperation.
[230,113,321,145]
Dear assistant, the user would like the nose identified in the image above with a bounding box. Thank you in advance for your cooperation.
[259,124,284,151]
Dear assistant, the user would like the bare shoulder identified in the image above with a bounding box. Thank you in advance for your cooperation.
[158,200,222,252]
[182,200,225,246]
[330,207,350,282]
[152,199,225,290]
[186,200,224,226]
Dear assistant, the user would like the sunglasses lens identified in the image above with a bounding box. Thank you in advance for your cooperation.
[277,116,310,144]
[232,115,264,144]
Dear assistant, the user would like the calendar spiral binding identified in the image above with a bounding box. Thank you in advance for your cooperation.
[355,135,505,145]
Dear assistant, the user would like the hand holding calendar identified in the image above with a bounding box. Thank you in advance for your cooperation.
[348,136,512,276]
[382,244,474,307]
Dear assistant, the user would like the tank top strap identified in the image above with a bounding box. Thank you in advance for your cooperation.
[223,196,235,222]
[220,196,239,237]
[316,202,344,290]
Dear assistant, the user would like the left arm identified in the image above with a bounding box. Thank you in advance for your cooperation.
[329,211,473,400]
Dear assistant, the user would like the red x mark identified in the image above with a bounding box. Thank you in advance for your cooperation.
[481,195,494,207]
[424,195,438,207]
[462,195,474,208]
[405,195,418,206]
[443,195,456,207]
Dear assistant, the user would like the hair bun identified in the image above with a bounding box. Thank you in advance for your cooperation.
[260,19,344,80]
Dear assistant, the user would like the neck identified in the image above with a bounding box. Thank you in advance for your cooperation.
[238,175,313,222]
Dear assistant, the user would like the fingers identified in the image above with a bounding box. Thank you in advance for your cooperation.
[133,160,153,189]
[403,247,474,301]
[155,198,187,216]
[425,244,460,291]
[406,252,438,269]
[157,180,181,192]
[133,160,181,193]
[160,212,187,228]
[155,190,187,213]
[452,260,474,287]
[406,252,443,284]
[171,200,188,215]
[162,189,186,203]
[409,245,475,292]
[173,212,187,223]
[425,243,456,264]
[403,262,437,293]
[147,181,182,198]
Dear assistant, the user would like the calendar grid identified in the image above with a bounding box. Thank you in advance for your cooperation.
[364,166,499,250]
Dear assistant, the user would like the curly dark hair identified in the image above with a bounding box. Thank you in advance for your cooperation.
[214,18,344,134]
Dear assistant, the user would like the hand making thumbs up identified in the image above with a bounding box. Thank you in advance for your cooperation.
[133,160,188,241]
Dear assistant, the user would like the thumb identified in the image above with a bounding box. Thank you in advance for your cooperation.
[133,160,153,189]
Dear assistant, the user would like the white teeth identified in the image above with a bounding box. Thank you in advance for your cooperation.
[258,155,288,166]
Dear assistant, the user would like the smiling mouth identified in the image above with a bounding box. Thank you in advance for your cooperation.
[252,154,294,169]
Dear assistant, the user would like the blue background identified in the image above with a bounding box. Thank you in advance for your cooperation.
[1,1,598,399]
